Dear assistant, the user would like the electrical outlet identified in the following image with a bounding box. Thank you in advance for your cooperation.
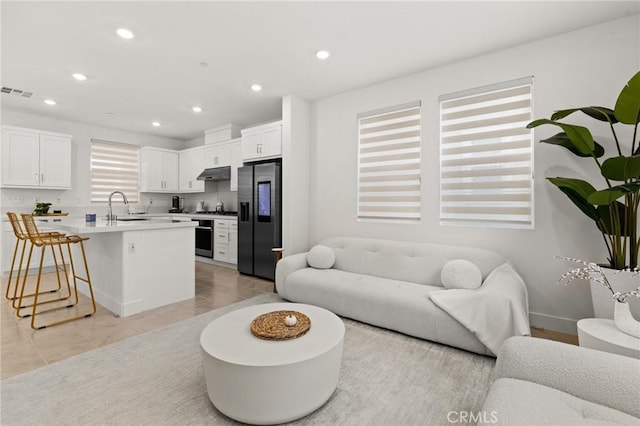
[12,196,21,203]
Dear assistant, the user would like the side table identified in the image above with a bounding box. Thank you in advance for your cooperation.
[577,318,640,359]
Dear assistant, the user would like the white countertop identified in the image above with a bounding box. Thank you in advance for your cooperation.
[167,213,238,221]
[36,216,197,234]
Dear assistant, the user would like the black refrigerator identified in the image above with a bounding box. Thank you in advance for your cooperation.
[237,161,282,280]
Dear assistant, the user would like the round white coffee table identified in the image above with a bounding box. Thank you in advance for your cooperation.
[577,318,640,359]
[200,303,345,425]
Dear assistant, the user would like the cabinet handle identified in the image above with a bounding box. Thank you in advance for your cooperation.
[35,173,39,183]
[41,173,44,183]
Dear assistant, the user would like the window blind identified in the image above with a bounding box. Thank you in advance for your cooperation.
[90,140,140,203]
[439,77,534,228]
[357,101,421,222]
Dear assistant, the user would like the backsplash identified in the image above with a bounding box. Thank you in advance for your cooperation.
[0,181,237,217]
[180,180,238,213]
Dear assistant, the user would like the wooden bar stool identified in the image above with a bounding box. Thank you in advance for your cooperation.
[18,214,97,329]
[5,212,67,310]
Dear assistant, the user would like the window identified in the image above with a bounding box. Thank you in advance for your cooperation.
[90,139,139,203]
[439,77,534,228]
[357,101,421,222]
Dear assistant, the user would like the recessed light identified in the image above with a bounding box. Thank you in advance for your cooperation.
[152,121,161,127]
[192,106,202,113]
[44,99,57,106]
[199,62,209,67]
[315,50,330,60]
[72,73,87,81]
[251,84,262,92]
[116,28,134,39]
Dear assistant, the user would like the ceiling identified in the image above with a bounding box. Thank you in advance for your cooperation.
[2,1,638,142]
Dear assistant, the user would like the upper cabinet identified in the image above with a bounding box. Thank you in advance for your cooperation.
[241,121,282,162]
[204,124,240,168]
[179,146,205,193]
[1,126,72,189]
[139,147,179,192]
[204,144,230,168]
[204,124,241,146]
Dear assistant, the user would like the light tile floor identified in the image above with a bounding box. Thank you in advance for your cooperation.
[1,261,273,380]
[1,262,577,380]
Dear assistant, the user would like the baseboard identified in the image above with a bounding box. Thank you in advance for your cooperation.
[529,312,577,335]
[1,264,60,278]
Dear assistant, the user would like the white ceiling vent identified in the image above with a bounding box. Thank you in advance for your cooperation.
[1,87,34,98]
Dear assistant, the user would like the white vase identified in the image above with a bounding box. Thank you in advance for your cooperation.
[590,268,640,319]
[614,300,640,338]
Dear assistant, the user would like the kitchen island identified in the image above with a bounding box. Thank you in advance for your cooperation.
[39,216,196,317]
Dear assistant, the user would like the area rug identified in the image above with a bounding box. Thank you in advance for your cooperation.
[1,293,495,425]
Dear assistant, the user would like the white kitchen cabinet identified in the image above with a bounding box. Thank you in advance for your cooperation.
[241,121,282,161]
[204,144,230,168]
[1,126,71,189]
[213,219,237,264]
[139,147,179,192]
[229,139,242,192]
[204,124,241,145]
[179,146,205,192]
[214,219,229,262]
[228,220,238,264]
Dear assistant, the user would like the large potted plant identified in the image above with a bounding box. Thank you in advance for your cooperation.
[528,70,640,319]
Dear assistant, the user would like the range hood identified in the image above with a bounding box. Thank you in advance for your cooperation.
[197,166,231,181]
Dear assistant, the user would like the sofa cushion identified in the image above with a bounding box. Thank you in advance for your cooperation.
[319,237,505,285]
[441,259,482,290]
[307,245,335,269]
[481,378,639,425]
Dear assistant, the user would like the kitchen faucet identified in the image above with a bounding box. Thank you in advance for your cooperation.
[107,191,129,222]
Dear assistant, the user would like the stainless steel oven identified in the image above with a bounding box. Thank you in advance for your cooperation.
[193,219,214,258]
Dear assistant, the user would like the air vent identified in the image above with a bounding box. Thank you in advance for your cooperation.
[1,86,34,98]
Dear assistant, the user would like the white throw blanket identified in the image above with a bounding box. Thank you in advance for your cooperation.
[429,262,530,355]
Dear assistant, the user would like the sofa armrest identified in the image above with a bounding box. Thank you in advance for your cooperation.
[496,336,640,418]
[275,252,309,295]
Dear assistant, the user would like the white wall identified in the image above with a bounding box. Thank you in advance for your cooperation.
[309,15,640,333]
[282,95,311,255]
[0,110,184,216]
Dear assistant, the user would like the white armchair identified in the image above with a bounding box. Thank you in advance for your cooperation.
[481,336,640,425]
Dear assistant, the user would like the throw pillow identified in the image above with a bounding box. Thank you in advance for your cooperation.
[441,259,482,290]
[307,245,336,269]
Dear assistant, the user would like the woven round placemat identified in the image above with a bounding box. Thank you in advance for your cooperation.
[250,310,311,340]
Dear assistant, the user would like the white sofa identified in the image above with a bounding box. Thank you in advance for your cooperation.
[482,336,640,425]
[275,236,530,356]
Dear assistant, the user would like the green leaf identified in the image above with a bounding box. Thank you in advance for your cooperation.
[614,71,640,125]
[608,181,640,194]
[540,132,605,158]
[527,119,595,154]
[596,202,630,237]
[551,107,618,123]
[547,177,598,220]
[588,188,626,205]
[601,156,640,181]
